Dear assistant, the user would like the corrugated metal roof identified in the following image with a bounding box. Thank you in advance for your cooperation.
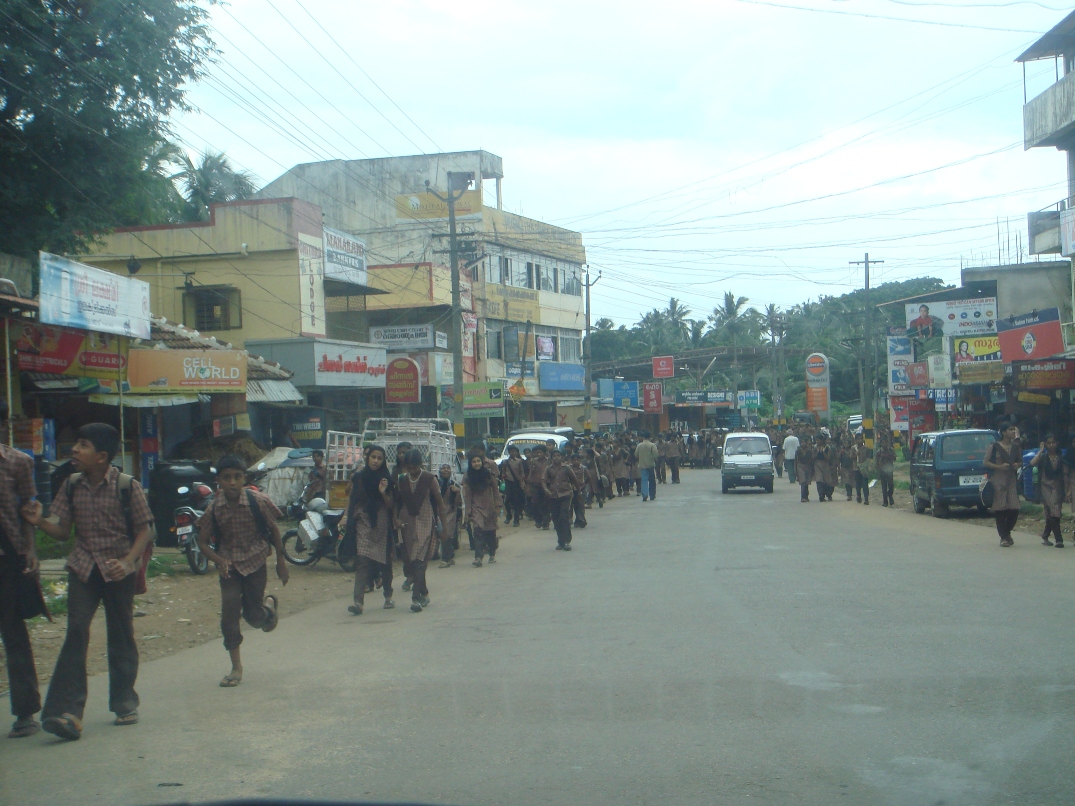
[246,379,303,403]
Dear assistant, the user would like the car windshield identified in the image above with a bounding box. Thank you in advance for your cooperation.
[508,437,564,451]
[939,433,996,462]
[725,437,771,456]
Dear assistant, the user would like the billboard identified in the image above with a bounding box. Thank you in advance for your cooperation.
[996,308,1065,362]
[297,233,327,338]
[904,298,996,339]
[805,353,830,420]
[394,190,482,221]
[952,335,1000,363]
[737,390,761,409]
[385,357,421,404]
[956,361,1005,385]
[15,323,127,379]
[652,356,675,379]
[642,382,663,413]
[38,252,151,340]
[322,227,367,287]
[887,334,912,396]
[313,342,387,387]
[127,349,247,393]
[612,380,639,408]
[675,390,732,405]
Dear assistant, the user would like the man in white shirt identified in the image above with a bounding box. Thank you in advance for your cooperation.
[782,432,800,484]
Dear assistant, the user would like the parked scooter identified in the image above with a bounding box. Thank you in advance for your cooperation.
[281,493,355,572]
[173,481,215,575]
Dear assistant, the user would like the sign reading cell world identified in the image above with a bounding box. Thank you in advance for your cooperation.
[127,349,247,393]
[804,353,830,420]
[385,357,421,404]
[39,252,151,339]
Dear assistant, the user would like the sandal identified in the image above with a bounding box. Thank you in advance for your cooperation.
[347,603,363,616]
[262,595,279,632]
[8,718,39,738]
[114,710,139,726]
[42,714,82,741]
[219,672,242,688]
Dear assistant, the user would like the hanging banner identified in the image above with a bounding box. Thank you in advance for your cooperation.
[127,349,247,393]
[38,252,151,339]
[907,362,930,388]
[642,382,663,413]
[385,357,421,404]
[996,308,1065,363]
[652,356,675,379]
[887,334,912,396]
[15,323,127,379]
[805,353,830,420]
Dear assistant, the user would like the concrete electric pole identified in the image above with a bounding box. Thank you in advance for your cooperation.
[849,253,883,440]
[427,172,474,445]
[582,267,601,434]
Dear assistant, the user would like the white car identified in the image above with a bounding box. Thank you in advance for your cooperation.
[495,431,571,466]
[721,432,775,493]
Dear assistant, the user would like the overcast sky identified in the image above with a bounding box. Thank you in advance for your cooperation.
[176,0,1073,326]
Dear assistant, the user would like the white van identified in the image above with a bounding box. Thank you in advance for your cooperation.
[721,432,775,493]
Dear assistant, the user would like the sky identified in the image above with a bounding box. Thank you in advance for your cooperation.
[175,0,1075,327]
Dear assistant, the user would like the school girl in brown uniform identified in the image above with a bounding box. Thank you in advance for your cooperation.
[526,446,550,529]
[395,449,446,611]
[499,445,527,527]
[813,431,838,502]
[346,445,395,614]
[463,452,502,566]
[1030,434,1065,547]
[796,440,816,502]
[984,422,1022,547]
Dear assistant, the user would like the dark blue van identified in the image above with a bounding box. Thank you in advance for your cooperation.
[909,429,999,518]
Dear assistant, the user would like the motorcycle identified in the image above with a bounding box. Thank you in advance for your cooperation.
[173,481,215,575]
[281,493,355,572]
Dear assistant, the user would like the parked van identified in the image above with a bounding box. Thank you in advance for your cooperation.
[721,432,775,493]
[909,429,998,518]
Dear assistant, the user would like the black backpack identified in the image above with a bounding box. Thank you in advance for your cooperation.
[211,489,272,543]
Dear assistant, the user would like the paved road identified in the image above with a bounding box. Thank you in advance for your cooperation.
[4,471,1074,805]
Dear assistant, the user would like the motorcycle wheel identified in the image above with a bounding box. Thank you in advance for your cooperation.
[337,555,357,573]
[281,529,319,566]
[186,545,209,575]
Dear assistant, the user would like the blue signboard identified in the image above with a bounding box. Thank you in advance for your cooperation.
[539,362,586,391]
[505,361,536,378]
[612,380,639,408]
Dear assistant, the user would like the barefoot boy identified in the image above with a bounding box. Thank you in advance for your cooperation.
[196,455,288,687]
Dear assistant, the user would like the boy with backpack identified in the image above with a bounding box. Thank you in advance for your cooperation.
[196,455,288,687]
[23,424,154,741]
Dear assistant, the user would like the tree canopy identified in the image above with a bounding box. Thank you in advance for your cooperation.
[0,0,216,257]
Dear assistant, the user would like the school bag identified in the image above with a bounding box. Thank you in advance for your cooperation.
[66,471,156,595]
[210,489,273,544]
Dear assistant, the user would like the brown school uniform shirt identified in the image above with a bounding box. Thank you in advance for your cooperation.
[50,466,153,583]
[197,489,282,576]
[526,456,548,494]
[0,443,36,555]
[543,464,580,499]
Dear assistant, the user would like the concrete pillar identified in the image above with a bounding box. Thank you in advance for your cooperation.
[1068,149,1075,206]
[496,178,503,210]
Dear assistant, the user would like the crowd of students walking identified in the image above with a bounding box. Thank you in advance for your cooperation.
[778,426,898,508]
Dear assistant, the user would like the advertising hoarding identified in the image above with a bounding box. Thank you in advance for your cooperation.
[612,381,639,408]
[385,357,421,404]
[805,353,830,419]
[297,233,327,338]
[15,323,127,379]
[369,324,439,351]
[1012,359,1075,390]
[952,335,1000,363]
[538,362,586,391]
[313,342,387,387]
[642,382,663,413]
[652,356,675,379]
[996,308,1065,362]
[956,361,1005,385]
[887,335,912,396]
[127,349,247,393]
[39,252,151,339]
[904,298,996,339]
[737,390,761,409]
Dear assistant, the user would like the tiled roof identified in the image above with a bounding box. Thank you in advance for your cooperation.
[147,319,293,381]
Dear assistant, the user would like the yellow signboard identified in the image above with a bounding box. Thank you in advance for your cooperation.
[484,284,541,324]
[127,349,247,393]
[394,190,482,221]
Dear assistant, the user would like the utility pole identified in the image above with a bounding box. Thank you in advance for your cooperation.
[850,253,883,440]
[427,172,474,445]
[582,266,601,435]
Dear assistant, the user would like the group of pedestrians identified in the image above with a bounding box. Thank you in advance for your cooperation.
[781,426,898,508]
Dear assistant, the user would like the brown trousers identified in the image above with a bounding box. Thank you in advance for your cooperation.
[354,556,393,605]
[0,556,40,718]
[404,560,428,599]
[219,564,269,651]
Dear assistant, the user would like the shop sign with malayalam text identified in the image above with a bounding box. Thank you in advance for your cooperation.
[38,252,151,340]
[1012,359,1075,391]
[127,349,247,393]
[313,342,387,387]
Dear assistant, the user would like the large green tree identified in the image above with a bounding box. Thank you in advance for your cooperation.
[0,0,215,258]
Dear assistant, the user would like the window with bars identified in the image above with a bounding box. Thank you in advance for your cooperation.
[559,336,582,363]
[182,286,242,331]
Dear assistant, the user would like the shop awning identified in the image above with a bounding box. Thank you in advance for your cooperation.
[88,394,208,407]
[246,379,303,403]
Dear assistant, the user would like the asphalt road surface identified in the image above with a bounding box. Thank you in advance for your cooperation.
[3,471,1074,805]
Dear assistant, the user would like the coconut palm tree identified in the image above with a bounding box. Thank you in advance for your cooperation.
[665,298,692,345]
[172,150,257,222]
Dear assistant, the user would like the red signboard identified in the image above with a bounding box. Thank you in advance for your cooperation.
[996,308,1065,362]
[384,357,421,404]
[907,362,930,388]
[1013,359,1075,390]
[652,356,675,379]
[907,397,936,440]
[642,382,663,413]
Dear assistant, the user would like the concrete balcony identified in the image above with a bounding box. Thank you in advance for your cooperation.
[1024,70,1075,149]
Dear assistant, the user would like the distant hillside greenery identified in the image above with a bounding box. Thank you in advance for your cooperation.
[590,277,948,415]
